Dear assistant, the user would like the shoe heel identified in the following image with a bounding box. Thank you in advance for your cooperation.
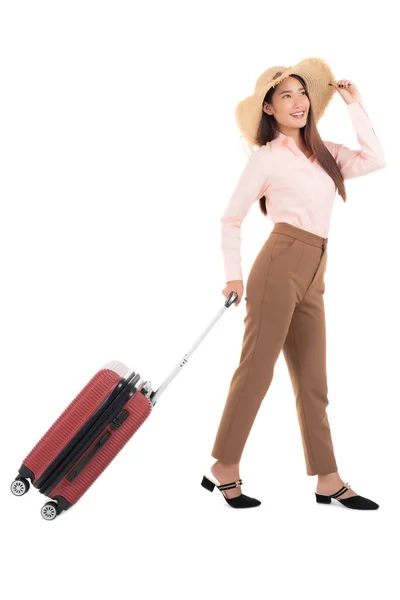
[201,475,215,492]
[315,492,331,504]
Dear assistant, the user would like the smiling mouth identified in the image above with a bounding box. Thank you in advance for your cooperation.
[291,111,306,118]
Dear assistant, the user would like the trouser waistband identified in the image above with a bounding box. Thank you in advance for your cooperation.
[272,222,328,249]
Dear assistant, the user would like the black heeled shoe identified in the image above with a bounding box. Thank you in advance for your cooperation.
[201,475,261,508]
[315,482,379,510]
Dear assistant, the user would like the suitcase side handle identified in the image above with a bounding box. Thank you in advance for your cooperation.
[149,291,238,406]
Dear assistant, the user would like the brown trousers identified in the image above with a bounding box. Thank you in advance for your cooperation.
[212,222,338,476]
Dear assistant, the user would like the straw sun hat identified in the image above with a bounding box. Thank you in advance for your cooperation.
[235,57,337,147]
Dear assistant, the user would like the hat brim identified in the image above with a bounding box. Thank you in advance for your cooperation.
[235,57,337,146]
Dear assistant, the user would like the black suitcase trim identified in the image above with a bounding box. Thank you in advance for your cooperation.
[35,370,139,493]
[66,431,111,482]
[39,374,143,497]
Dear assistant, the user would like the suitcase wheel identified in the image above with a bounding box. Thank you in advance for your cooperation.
[10,477,30,496]
[41,501,60,521]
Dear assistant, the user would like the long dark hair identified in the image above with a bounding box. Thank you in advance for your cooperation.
[255,74,347,216]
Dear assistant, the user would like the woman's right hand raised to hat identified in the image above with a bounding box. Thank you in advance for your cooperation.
[222,280,244,307]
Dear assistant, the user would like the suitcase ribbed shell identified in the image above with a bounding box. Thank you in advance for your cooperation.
[49,390,152,505]
[23,361,133,483]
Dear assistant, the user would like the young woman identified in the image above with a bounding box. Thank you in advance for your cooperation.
[200,57,386,510]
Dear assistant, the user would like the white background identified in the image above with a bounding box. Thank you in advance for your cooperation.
[1,1,399,598]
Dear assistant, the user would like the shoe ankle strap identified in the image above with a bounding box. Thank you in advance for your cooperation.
[218,479,243,491]
[330,482,351,498]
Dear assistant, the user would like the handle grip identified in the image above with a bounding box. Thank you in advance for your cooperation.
[225,291,238,308]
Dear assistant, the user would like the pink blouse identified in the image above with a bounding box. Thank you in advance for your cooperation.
[221,100,386,283]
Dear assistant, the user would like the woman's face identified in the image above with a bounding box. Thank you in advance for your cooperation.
[263,76,310,130]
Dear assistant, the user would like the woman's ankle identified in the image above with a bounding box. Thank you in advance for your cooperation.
[317,472,343,485]
[318,471,338,477]
[212,459,240,470]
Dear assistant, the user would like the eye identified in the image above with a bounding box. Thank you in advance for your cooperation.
[283,91,306,98]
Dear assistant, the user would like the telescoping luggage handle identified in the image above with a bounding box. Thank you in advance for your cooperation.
[149,291,238,406]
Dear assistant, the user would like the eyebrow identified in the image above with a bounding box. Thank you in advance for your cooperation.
[279,87,305,95]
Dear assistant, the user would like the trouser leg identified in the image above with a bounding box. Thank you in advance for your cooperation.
[282,248,338,476]
[211,233,302,463]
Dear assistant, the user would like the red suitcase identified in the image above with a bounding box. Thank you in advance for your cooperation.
[11,292,238,520]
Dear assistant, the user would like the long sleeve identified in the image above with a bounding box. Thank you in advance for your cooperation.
[221,149,268,283]
[326,100,386,179]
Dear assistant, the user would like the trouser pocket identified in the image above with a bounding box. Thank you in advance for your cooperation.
[270,233,297,261]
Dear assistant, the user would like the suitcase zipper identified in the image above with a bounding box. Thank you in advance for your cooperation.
[35,370,139,491]
[65,410,130,483]
[65,431,112,482]
[37,372,142,496]
[40,379,142,497]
